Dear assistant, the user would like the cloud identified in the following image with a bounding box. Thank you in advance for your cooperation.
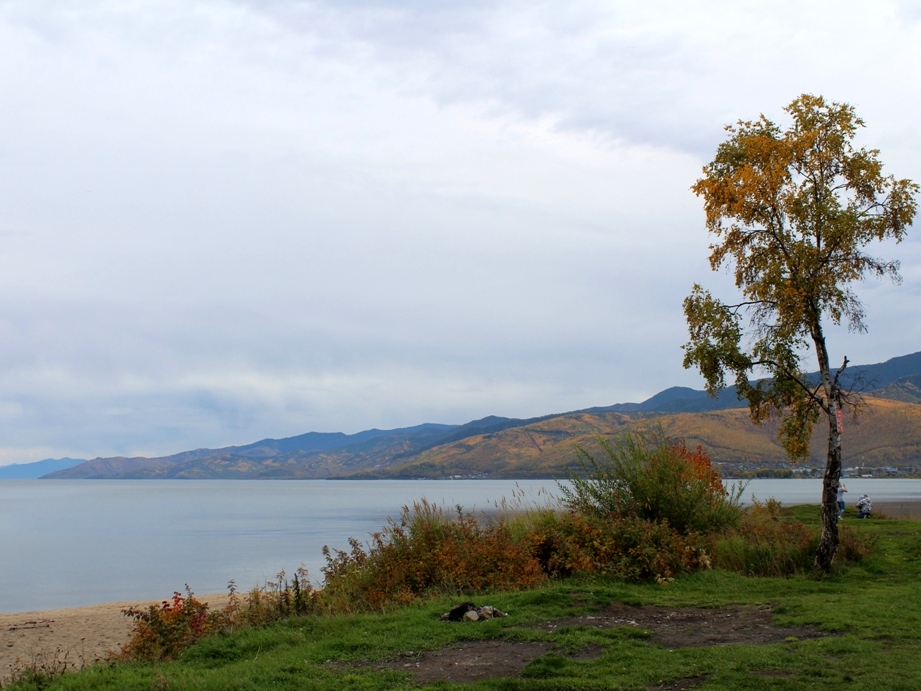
[0,0,919,462]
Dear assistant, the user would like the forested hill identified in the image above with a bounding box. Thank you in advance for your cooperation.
[38,350,921,480]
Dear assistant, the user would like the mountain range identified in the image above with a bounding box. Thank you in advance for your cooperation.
[10,350,921,481]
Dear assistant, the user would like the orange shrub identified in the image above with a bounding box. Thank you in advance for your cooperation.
[523,509,710,583]
[321,500,546,611]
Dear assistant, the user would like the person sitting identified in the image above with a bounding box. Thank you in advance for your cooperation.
[855,494,872,519]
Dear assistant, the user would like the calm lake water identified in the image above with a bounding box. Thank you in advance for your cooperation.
[2,478,920,614]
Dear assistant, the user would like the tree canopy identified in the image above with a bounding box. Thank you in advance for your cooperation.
[683,94,918,570]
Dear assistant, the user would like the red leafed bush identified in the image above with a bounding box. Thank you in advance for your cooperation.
[120,587,229,662]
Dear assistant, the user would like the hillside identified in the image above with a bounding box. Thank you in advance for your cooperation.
[38,350,921,480]
[42,418,547,480]
[359,396,921,478]
[870,373,921,405]
[0,457,85,480]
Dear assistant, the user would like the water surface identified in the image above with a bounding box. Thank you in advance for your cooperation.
[2,478,918,613]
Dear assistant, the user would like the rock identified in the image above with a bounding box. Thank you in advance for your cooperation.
[441,602,478,622]
[441,602,509,622]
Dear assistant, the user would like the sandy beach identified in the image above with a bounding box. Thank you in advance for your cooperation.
[1,594,230,683]
[2,502,918,683]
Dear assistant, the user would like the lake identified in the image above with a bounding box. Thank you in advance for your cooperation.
[2,478,920,614]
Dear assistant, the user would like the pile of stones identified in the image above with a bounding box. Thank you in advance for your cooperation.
[440,602,509,622]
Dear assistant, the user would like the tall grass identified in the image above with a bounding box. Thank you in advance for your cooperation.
[710,498,877,576]
[559,429,745,534]
[709,498,818,576]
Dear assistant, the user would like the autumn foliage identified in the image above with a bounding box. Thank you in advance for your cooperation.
[120,588,229,662]
[320,500,546,612]
[560,430,744,535]
[522,510,710,584]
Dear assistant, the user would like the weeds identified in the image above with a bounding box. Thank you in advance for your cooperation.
[710,498,817,576]
[229,568,320,627]
[3,648,77,690]
[710,498,877,576]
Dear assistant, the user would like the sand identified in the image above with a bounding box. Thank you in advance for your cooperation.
[0,594,230,683]
[2,501,918,683]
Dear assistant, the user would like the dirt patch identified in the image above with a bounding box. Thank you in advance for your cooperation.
[649,675,710,690]
[366,602,828,685]
[535,602,829,648]
[370,640,554,685]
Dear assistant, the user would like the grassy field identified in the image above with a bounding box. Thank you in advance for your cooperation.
[7,505,921,690]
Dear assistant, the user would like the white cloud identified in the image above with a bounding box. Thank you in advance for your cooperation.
[0,0,919,462]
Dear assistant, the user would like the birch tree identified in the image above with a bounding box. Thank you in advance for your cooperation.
[683,94,918,571]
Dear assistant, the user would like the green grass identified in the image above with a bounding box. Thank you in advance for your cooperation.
[7,509,921,690]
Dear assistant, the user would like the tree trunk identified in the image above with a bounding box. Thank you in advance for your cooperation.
[811,320,841,573]
[815,402,842,572]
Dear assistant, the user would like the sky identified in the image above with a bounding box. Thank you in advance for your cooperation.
[1,0,920,465]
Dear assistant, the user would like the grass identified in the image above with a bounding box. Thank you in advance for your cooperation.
[5,506,921,690]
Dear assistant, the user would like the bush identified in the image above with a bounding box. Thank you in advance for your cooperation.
[320,500,546,612]
[119,572,321,663]
[120,587,229,662]
[709,498,876,576]
[559,430,744,534]
[522,509,710,583]
[710,498,817,576]
[230,568,320,627]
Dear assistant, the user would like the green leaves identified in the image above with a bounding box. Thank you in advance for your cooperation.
[684,94,918,446]
[560,430,744,536]
[685,93,918,570]
[682,285,749,396]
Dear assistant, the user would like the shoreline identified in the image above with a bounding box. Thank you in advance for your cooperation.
[0,594,230,682]
[3,500,920,682]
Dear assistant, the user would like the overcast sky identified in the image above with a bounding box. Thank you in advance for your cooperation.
[1,0,919,464]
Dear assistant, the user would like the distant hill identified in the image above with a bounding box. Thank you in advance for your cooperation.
[0,457,86,480]
[44,419,554,479]
[42,350,921,480]
[869,373,921,405]
[577,352,921,415]
[580,386,746,414]
[365,396,921,479]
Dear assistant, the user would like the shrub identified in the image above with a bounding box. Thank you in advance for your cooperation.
[709,498,876,576]
[119,572,321,663]
[230,568,320,627]
[120,587,229,662]
[320,499,546,611]
[710,498,817,576]
[559,430,744,534]
[522,508,710,583]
